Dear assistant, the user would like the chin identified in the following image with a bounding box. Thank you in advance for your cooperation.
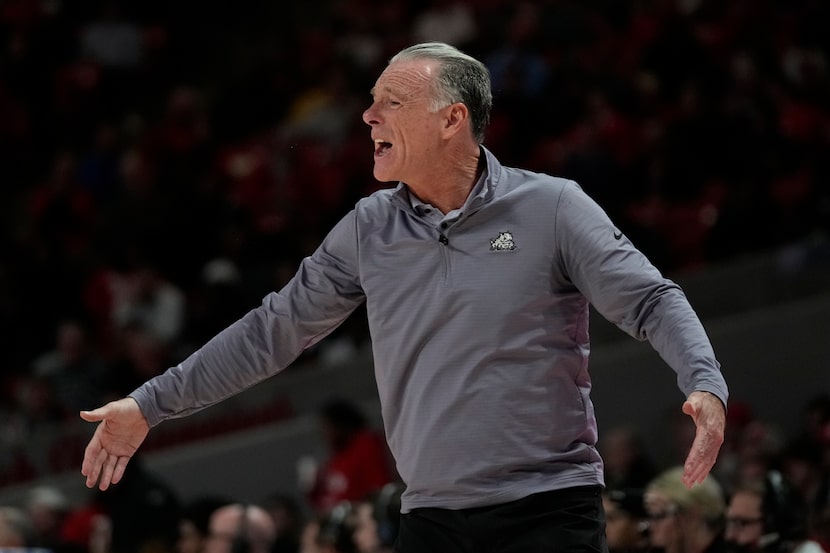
[372,167,398,183]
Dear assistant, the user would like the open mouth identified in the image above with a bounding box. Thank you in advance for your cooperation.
[374,138,393,157]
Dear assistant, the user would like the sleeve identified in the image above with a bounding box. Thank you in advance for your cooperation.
[554,182,728,405]
[130,210,366,427]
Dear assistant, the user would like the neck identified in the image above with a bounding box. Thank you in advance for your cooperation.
[407,144,482,214]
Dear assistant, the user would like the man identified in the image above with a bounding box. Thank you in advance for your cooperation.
[176,496,232,553]
[603,487,650,553]
[0,507,34,548]
[306,398,395,514]
[645,465,728,553]
[352,482,405,553]
[204,503,276,553]
[80,42,728,552]
[725,471,825,553]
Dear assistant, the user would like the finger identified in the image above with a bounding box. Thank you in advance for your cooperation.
[86,447,108,489]
[681,400,697,419]
[683,453,705,487]
[98,452,119,491]
[684,459,711,487]
[683,434,717,487]
[81,435,101,478]
[80,408,107,423]
[683,451,706,485]
[112,456,130,486]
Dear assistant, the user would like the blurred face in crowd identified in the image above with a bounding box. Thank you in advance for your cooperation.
[724,490,764,549]
[299,519,324,553]
[352,502,381,553]
[363,58,452,186]
[645,491,680,553]
[603,494,648,551]
[204,505,275,553]
[176,518,205,553]
[0,509,26,547]
[204,507,239,553]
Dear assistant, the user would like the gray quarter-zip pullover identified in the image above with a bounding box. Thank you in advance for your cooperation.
[131,146,728,512]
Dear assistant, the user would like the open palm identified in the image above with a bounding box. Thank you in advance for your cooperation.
[80,398,150,490]
[680,391,725,488]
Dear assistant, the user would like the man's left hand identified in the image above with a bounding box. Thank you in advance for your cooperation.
[681,391,725,488]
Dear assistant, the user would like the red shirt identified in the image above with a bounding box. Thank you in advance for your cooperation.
[309,429,394,513]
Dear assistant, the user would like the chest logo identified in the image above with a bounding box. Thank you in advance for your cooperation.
[489,231,516,251]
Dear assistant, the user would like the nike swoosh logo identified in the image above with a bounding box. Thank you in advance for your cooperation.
[613,230,623,240]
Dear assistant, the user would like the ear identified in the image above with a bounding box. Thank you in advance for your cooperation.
[442,102,470,138]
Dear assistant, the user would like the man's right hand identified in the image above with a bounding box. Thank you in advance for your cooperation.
[80,397,150,490]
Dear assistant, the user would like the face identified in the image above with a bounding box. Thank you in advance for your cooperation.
[645,491,680,552]
[177,520,205,553]
[603,496,647,551]
[725,491,764,547]
[352,502,380,553]
[204,508,241,553]
[362,58,451,185]
[203,529,233,553]
[299,520,322,553]
[0,513,26,547]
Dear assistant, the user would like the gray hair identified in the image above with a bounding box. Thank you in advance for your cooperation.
[390,42,492,143]
[646,466,726,529]
[0,506,35,546]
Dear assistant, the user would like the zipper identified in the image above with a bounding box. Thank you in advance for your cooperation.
[438,230,450,282]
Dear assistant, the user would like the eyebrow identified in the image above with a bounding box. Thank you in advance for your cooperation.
[369,85,394,96]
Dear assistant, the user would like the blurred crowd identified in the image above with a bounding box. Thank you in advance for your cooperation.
[599,393,830,553]
[0,397,404,553]
[1,394,830,553]
[1,0,830,550]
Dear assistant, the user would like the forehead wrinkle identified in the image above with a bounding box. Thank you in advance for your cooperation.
[377,61,436,97]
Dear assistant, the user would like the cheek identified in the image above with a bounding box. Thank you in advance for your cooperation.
[740,527,762,544]
[604,522,624,542]
[649,522,673,545]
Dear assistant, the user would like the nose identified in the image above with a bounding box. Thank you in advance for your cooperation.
[363,103,379,126]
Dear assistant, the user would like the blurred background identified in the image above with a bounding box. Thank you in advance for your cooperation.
[0,0,829,551]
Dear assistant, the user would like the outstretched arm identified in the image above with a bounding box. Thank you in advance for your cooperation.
[680,390,725,488]
[80,398,150,491]
[551,184,729,486]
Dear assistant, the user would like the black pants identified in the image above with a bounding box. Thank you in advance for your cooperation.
[395,485,608,553]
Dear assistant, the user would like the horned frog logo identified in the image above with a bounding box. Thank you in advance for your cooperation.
[489,231,516,251]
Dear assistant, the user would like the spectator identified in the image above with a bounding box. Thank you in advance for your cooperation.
[645,465,728,553]
[24,485,71,551]
[299,515,324,553]
[177,495,232,553]
[111,261,186,347]
[724,470,824,553]
[306,399,395,515]
[31,319,109,416]
[352,482,404,553]
[261,492,303,553]
[314,501,356,553]
[204,503,276,553]
[95,453,181,553]
[601,425,658,490]
[603,487,650,553]
[0,506,35,548]
[781,437,830,535]
[106,321,175,399]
